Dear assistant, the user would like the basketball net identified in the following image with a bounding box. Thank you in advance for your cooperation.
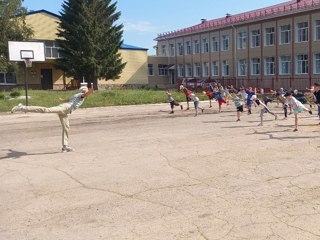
[24,59,33,68]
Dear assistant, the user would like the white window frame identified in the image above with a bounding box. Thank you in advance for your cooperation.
[169,44,175,57]
[314,20,320,41]
[280,25,291,44]
[158,64,168,76]
[177,64,184,77]
[211,61,219,76]
[237,32,247,49]
[0,72,16,85]
[185,41,191,55]
[177,43,183,56]
[314,53,320,74]
[251,58,260,75]
[211,37,219,52]
[238,59,247,76]
[194,40,200,54]
[296,54,308,74]
[202,38,209,53]
[279,56,291,75]
[185,63,192,77]
[265,27,275,46]
[222,60,230,76]
[221,35,229,51]
[202,62,209,77]
[251,30,261,48]
[161,45,166,57]
[45,41,62,59]
[264,57,275,75]
[296,22,309,43]
[148,64,153,76]
[194,62,200,77]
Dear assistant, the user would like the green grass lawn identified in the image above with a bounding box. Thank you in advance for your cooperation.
[0,88,208,113]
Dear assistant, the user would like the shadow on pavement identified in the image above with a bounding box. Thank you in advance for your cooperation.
[0,149,61,160]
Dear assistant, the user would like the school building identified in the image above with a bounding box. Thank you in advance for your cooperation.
[149,0,320,90]
[1,10,148,90]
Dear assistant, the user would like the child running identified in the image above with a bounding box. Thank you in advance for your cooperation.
[284,92,312,131]
[179,85,192,110]
[166,89,183,114]
[190,93,204,116]
[251,95,277,126]
[231,92,244,121]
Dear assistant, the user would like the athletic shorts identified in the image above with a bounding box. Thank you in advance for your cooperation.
[194,101,199,109]
[218,99,226,106]
[186,96,192,102]
[293,105,304,114]
[237,106,244,112]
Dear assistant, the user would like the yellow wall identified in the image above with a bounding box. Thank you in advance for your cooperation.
[101,49,148,87]
[25,12,60,40]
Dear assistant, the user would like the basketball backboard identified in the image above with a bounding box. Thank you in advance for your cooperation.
[8,41,45,62]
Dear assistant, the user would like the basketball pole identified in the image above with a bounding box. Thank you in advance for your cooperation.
[24,63,28,106]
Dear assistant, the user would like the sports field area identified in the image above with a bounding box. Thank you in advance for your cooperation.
[1,103,320,240]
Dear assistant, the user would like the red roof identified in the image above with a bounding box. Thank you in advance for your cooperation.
[156,0,320,40]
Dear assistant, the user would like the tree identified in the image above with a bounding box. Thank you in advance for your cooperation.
[0,0,33,71]
[56,0,126,89]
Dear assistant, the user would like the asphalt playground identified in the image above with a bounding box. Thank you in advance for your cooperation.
[1,102,320,240]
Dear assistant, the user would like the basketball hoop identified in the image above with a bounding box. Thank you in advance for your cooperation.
[24,59,33,68]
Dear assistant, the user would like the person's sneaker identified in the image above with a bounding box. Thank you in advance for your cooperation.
[308,110,312,115]
[185,108,190,111]
[201,108,204,113]
[293,128,298,132]
[236,119,240,122]
[11,103,25,113]
[180,105,183,110]
[62,146,75,153]
[258,123,263,126]
[169,111,174,114]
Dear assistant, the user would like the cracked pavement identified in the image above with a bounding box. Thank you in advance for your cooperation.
[0,103,320,240]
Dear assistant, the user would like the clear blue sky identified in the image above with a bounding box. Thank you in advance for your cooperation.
[23,0,287,55]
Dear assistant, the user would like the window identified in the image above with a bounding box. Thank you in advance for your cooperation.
[158,64,168,76]
[185,41,191,55]
[202,62,209,77]
[315,20,320,40]
[265,57,275,75]
[237,32,247,49]
[221,35,229,51]
[265,27,275,46]
[279,56,291,75]
[280,25,291,44]
[169,44,175,57]
[202,38,209,53]
[211,37,219,52]
[178,43,183,56]
[251,58,260,75]
[0,72,16,84]
[185,63,192,77]
[222,60,229,76]
[148,64,153,76]
[45,41,61,59]
[194,62,200,77]
[296,54,308,74]
[212,61,219,76]
[177,64,184,77]
[314,53,320,74]
[194,40,200,54]
[161,45,166,56]
[296,22,308,42]
[251,30,261,48]
[238,59,247,76]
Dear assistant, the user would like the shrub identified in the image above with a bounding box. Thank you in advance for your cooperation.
[0,93,5,100]
[9,90,21,98]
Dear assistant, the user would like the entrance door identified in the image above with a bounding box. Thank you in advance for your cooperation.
[41,69,53,90]
[169,70,175,85]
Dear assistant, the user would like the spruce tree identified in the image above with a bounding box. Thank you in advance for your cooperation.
[56,0,126,89]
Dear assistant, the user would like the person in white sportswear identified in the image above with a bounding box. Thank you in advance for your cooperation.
[11,86,94,152]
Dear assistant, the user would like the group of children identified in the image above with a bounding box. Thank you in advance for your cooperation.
[166,82,320,132]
